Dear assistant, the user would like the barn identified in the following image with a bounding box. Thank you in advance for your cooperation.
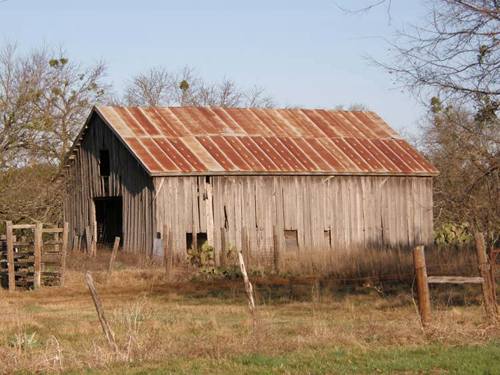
[62,106,438,268]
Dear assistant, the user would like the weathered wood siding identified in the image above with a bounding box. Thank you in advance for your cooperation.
[154,175,433,266]
[63,114,155,253]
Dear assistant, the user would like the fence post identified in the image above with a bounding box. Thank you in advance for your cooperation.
[107,236,120,278]
[85,226,92,255]
[60,222,69,286]
[273,225,281,273]
[6,221,15,292]
[238,249,256,319]
[163,225,172,277]
[33,222,43,289]
[474,232,498,321]
[85,271,120,354]
[412,245,431,327]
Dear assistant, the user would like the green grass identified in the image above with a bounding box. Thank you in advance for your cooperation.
[88,342,500,375]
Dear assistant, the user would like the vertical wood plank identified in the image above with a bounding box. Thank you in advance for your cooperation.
[33,222,43,289]
[60,222,69,286]
[6,221,15,292]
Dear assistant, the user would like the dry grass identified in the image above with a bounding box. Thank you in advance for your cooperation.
[0,251,498,374]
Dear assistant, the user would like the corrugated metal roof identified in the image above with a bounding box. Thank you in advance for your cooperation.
[93,106,438,176]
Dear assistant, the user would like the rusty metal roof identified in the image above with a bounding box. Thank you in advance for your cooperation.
[93,106,438,176]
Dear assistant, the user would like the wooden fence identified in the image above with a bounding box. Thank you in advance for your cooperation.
[0,221,68,291]
[413,232,499,326]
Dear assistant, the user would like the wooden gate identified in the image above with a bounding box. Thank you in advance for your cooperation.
[0,221,68,291]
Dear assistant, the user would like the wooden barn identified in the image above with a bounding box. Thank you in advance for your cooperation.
[62,106,438,267]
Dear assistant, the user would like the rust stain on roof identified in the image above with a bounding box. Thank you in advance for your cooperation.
[95,106,437,176]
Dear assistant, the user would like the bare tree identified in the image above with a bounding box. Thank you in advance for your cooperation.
[123,66,274,108]
[36,54,107,163]
[351,1,500,243]
[422,100,499,245]
[0,44,43,169]
[379,1,499,106]
[123,67,175,107]
[0,44,108,167]
[0,43,108,226]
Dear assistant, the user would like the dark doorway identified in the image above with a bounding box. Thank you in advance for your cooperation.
[94,197,123,245]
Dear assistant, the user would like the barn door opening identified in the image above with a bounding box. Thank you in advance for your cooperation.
[94,197,123,245]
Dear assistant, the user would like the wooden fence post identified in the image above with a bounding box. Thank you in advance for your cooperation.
[85,271,120,354]
[474,232,498,321]
[60,222,69,286]
[273,225,281,273]
[107,236,120,278]
[412,245,431,327]
[238,249,256,317]
[33,222,43,289]
[85,226,92,255]
[163,225,172,277]
[6,221,15,292]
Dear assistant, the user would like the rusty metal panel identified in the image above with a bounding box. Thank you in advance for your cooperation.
[293,138,332,171]
[264,136,308,171]
[357,138,400,173]
[304,138,346,171]
[372,139,412,174]
[383,139,426,173]
[344,138,385,172]
[277,137,318,171]
[299,109,340,137]
[330,138,372,171]
[141,138,178,171]
[223,136,265,171]
[167,137,206,171]
[113,107,146,136]
[124,137,162,172]
[211,136,252,171]
[95,106,438,176]
[253,136,295,171]
[143,108,181,137]
[394,139,438,173]
[251,109,294,137]
[154,138,193,172]
[319,138,359,171]
[225,108,269,136]
[210,108,245,134]
[127,107,161,136]
[278,110,318,138]
[238,136,279,171]
[196,136,236,171]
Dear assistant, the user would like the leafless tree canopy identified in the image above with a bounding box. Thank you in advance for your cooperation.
[0,44,107,225]
[380,0,499,106]
[123,66,274,108]
[0,44,107,168]
[422,100,499,243]
[353,1,500,242]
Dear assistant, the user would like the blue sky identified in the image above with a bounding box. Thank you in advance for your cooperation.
[0,0,429,134]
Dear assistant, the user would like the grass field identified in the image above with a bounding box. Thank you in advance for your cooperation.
[0,255,498,374]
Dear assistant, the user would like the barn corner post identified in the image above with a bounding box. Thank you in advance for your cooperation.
[474,232,498,321]
[412,245,431,327]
